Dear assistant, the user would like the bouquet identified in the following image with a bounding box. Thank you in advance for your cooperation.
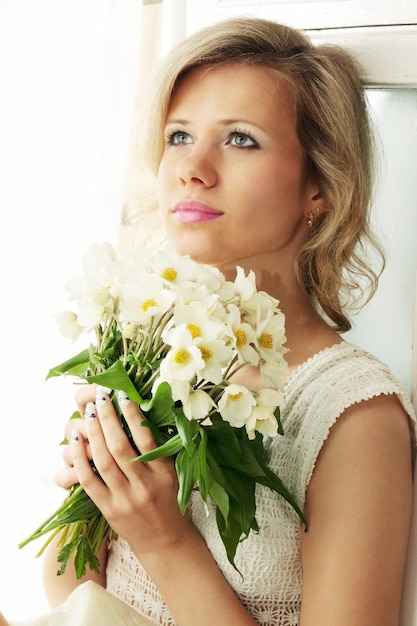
[19,242,303,578]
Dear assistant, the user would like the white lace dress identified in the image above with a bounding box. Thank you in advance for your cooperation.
[106,342,416,625]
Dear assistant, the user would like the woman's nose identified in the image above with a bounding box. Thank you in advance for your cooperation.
[176,147,218,188]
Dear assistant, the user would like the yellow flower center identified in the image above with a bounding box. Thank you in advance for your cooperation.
[200,347,212,362]
[142,298,158,312]
[259,333,273,349]
[174,349,190,365]
[234,328,247,347]
[162,267,178,282]
[186,323,201,339]
[228,392,242,402]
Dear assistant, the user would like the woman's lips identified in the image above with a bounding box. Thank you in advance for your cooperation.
[172,200,223,224]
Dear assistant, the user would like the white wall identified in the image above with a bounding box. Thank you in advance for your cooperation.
[345,89,417,397]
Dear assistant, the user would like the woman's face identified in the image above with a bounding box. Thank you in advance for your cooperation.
[158,63,318,269]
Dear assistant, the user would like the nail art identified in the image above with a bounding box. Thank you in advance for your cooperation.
[85,401,97,421]
[95,387,109,406]
[71,427,80,443]
[117,390,131,407]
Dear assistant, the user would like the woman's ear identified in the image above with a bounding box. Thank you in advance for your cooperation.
[303,187,328,227]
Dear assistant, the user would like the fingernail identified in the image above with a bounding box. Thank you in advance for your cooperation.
[71,427,80,443]
[95,387,109,406]
[85,401,96,421]
[117,390,131,406]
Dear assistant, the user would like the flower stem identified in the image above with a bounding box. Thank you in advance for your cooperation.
[18,484,85,548]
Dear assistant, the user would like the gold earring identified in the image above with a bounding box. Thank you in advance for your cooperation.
[305,208,321,227]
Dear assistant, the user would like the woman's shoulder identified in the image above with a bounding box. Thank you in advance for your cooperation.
[274,341,416,505]
[283,340,415,424]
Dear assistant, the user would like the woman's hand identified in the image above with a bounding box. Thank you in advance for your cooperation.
[56,384,193,560]
[54,385,258,626]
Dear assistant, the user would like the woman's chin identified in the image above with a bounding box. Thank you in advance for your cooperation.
[171,240,221,266]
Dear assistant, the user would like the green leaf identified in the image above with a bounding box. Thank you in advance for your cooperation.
[206,419,265,479]
[57,540,76,576]
[74,536,101,579]
[220,466,256,535]
[46,348,91,379]
[175,410,199,455]
[274,406,284,436]
[140,381,176,427]
[208,480,229,524]
[215,507,243,576]
[132,433,183,463]
[205,414,243,463]
[175,448,199,514]
[257,464,305,523]
[235,435,268,478]
[196,431,213,502]
[139,420,172,448]
[85,360,142,404]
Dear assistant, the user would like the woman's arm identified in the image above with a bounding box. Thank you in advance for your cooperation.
[300,393,413,626]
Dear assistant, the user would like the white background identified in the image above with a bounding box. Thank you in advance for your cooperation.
[0,0,140,619]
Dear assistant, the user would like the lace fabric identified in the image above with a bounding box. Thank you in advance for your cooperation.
[106,342,416,625]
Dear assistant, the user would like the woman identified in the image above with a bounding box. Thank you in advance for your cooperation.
[42,17,416,626]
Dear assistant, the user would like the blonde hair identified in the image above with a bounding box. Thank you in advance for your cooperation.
[126,17,384,332]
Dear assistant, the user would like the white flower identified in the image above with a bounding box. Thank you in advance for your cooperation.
[150,250,198,291]
[152,377,190,405]
[80,243,120,301]
[217,384,257,428]
[259,359,287,389]
[63,243,120,330]
[82,242,117,273]
[226,304,259,365]
[76,297,114,329]
[193,263,228,296]
[170,301,226,344]
[232,266,257,302]
[178,285,227,324]
[119,275,175,324]
[232,267,282,324]
[256,311,288,359]
[159,326,205,382]
[182,389,216,421]
[245,388,284,440]
[117,247,150,286]
[65,276,85,302]
[195,338,234,384]
[53,311,83,342]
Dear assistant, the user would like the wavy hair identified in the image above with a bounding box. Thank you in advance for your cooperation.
[125,17,384,332]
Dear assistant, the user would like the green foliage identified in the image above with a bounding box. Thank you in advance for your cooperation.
[21,343,303,579]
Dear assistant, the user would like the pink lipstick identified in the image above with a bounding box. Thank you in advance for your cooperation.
[172,200,223,224]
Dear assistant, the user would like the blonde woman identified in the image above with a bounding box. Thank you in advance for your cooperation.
[39,17,415,626]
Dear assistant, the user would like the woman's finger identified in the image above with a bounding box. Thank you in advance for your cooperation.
[55,466,79,490]
[83,390,138,490]
[70,423,109,501]
[117,391,157,453]
[63,417,86,443]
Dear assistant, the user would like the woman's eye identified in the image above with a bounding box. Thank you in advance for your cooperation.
[229,132,258,148]
[168,130,192,145]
